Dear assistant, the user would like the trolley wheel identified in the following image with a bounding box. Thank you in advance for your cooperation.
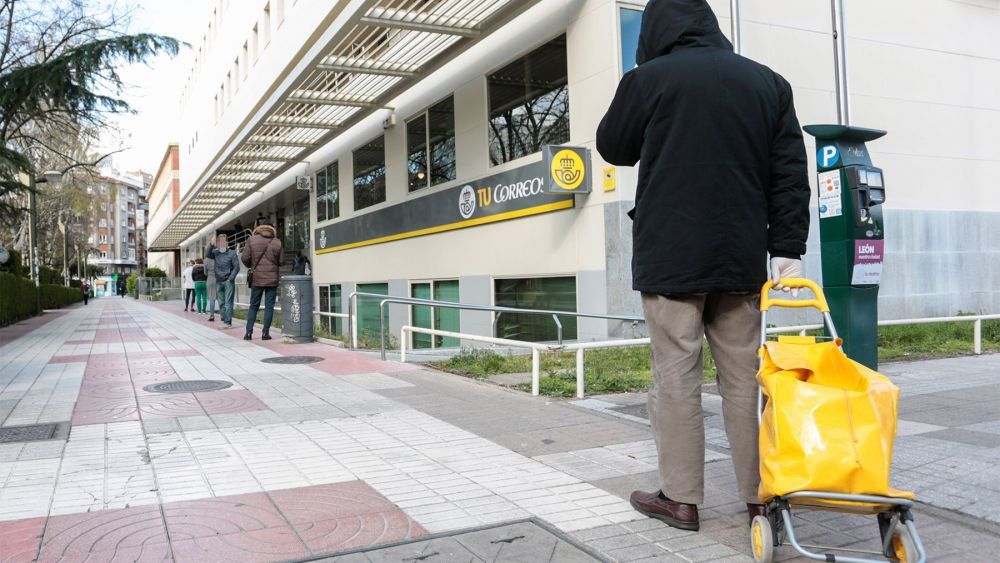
[750,515,774,563]
[891,526,918,563]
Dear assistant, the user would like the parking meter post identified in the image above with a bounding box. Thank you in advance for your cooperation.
[804,124,887,370]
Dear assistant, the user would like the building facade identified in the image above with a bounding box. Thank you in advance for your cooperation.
[147,144,182,276]
[90,174,145,276]
[149,0,1000,346]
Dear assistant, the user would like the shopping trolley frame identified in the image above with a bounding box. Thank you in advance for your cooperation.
[750,278,927,563]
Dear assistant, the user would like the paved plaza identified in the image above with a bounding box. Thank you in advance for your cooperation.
[0,299,998,561]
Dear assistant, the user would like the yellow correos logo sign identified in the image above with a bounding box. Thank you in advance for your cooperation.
[550,149,586,191]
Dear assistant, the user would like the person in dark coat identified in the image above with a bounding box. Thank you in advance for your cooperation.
[596,0,810,532]
[240,222,283,340]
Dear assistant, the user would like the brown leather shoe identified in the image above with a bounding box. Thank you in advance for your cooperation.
[629,490,699,531]
[747,503,766,526]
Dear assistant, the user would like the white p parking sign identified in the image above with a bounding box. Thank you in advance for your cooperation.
[819,145,840,168]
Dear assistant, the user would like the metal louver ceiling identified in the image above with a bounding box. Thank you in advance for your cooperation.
[151,0,537,249]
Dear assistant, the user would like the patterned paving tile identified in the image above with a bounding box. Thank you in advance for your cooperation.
[269,481,404,523]
[48,355,93,364]
[169,525,310,563]
[38,505,168,559]
[163,492,288,541]
[195,389,269,415]
[0,516,46,563]
[137,394,207,418]
[292,511,426,554]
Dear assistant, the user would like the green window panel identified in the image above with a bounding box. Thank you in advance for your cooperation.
[433,280,460,348]
[411,283,433,349]
[356,283,388,344]
[494,277,577,343]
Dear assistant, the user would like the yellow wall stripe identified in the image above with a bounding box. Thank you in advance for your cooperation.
[316,199,574,255]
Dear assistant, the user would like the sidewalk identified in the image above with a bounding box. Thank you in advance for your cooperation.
[0,299,997,562]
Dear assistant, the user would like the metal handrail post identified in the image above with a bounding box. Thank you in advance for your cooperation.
[347,293,354,351]
[379,300,387,361]
[492,311,502,338]
[552,314,563,345]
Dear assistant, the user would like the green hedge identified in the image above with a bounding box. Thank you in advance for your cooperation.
[0,272,83,327]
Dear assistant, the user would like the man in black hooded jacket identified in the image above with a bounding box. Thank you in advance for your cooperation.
[597,0,810,531]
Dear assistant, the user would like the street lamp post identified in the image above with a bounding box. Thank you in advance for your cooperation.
[27,171,63,315]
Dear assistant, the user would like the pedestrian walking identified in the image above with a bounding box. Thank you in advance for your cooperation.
[117,277,127,298]
[596,0,810,532]
[209,234,240,329]
[192,259,208,313]
[241,222,283,341]
[205,242,218,321]
[81,281,90,305]
[181,260,195,311]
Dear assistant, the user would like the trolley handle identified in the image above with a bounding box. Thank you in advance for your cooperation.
[759,278,830,313]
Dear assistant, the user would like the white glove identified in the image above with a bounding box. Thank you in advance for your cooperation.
[770,257,802,296]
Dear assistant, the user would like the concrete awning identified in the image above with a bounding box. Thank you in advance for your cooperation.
[151,0,537,249]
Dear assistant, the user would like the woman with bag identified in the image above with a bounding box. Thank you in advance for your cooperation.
[192,259,208,314]
[240,222,283,340]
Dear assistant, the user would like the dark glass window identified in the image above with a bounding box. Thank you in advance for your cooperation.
[488,35,569,166]
[353,137,386,210]
[494,276,577,342]
[315,168,328,222]
[407,97,456,192]
[318,284,343,336]
[317,161,339,221]
[620,8,643,73]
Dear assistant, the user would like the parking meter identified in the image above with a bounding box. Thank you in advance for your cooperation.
[804,124,887,370]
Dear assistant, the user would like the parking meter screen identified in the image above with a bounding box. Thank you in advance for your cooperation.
[868,171,883,187]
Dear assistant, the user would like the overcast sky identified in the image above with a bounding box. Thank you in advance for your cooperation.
[105,0,207,175]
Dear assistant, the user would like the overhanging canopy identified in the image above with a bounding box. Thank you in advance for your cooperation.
[151,0,538,249]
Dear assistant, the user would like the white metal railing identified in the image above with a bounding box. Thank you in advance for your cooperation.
[401,313,999,400]
[401,326,551,395]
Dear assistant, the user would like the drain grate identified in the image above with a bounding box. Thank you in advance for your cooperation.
[260,356,324,365]
[143,380,233,393]
[0,423,59,443]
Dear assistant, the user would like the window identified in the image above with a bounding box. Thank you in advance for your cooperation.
[407,97,456,192]
[233,58,240,91]
[263,3,271,46]
[241,42,249,78]
[494,276,577,342]
[411,280,460,349]
[316,161,340,222]
[353,137,386,210]
[488,35,569,165]
[356,283,388,343]
[252,24,260,62]
[619,7,643,74]
[318,285,343,336]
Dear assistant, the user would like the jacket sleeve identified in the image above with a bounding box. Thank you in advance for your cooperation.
[240,243,251,268]
[767,78,811,259]
[596,69,648,167]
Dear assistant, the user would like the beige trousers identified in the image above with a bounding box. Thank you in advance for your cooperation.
[642,292,762,505]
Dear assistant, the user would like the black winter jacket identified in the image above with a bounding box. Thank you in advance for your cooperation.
[597,0,810,295]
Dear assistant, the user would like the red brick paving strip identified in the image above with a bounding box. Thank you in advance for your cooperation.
[7,481,426,562]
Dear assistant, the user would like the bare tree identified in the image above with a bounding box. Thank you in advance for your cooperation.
[0,0,179,249]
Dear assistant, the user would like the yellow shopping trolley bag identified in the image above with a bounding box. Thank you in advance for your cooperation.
[757,334,914,503]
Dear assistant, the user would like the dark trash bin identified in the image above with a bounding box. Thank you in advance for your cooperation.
[280,275,313,343]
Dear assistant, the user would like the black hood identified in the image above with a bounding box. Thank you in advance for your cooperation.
[635,0,732,65]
